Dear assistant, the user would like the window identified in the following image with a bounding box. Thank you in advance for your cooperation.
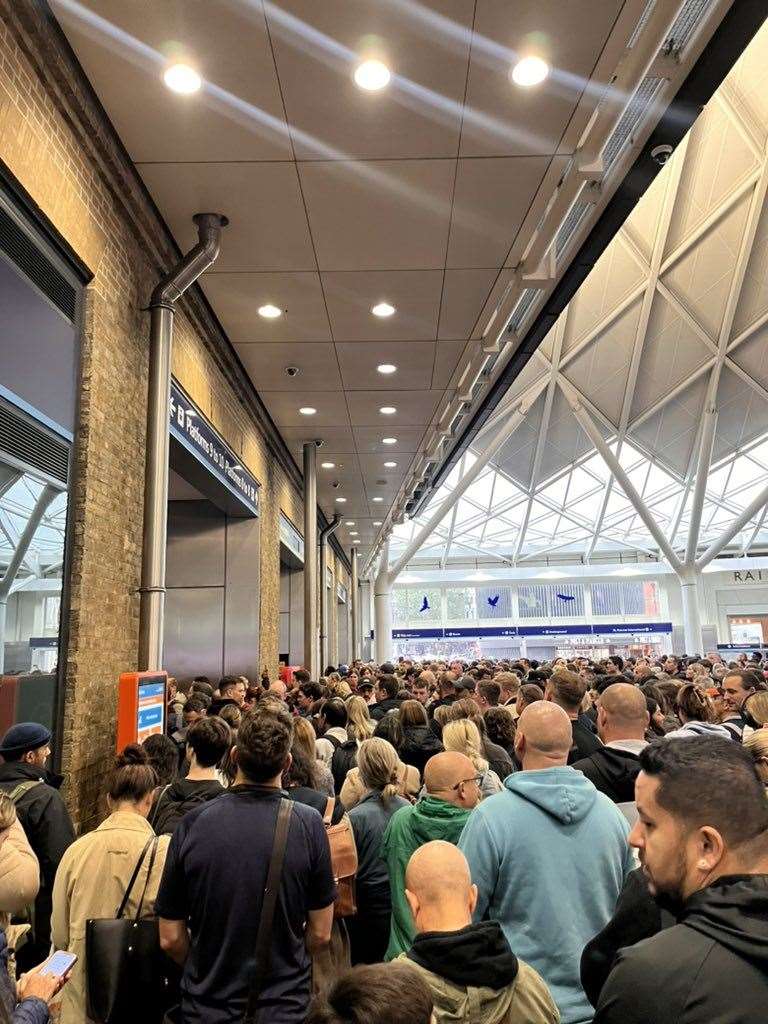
[44,595,61,631]
[392,588,442,622]
[477,586,512,618]
[591,580,659,617]
[518,583,585,618]
[446,588,477,620]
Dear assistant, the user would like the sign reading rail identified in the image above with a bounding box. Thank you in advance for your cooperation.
[169,380,259,516]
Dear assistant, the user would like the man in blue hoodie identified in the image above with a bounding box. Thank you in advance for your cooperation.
[459,701,634,1024]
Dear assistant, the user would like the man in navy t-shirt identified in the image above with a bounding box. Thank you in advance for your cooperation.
[157,706,336,1023]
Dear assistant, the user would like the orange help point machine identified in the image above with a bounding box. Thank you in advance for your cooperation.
[116,670,167,751]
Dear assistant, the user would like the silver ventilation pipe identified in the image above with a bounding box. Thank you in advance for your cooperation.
[319,514,342,671]
[138,213,228,671]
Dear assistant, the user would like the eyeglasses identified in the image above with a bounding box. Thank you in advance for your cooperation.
[452,775,483,790]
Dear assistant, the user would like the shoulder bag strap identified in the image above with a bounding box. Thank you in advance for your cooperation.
[243,798,293,1024]
[133,837,159,921]
[115,836,154,920]
[149,784,172,828]
[323,797,335,826]
[6,780,43,804]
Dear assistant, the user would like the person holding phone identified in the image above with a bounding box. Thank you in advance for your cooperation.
[0,793,69,1024]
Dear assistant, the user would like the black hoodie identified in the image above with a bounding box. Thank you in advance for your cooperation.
[595,874,768,1023]
[408,921,519,990]
[571,746,642,803]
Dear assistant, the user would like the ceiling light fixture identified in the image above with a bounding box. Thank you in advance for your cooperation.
[377,363,397,375]
[352,539,361,544]
[511,55,549,87]
[298,407,317,416]
[372,496,383,502]
[345,521,355,526]
[382,437,397,445]
[163,63,202,94]
[354,59,391,91]
[384,461,397,468]
[371,302,396,318]
[321,461,335,469]
[335,497,347,503]
[349,531,358,536]
[380,406,396,415]
[373,520,383,526]
[258,303,282,319]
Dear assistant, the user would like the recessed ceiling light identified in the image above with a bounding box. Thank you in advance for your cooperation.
[372,496,384,502]
[377,363,397,375]
[380,407,397,416]
[320,461,335,469]
[335,497,347,503]
[258,303,282,319]
[299,407,316,416]
[373,520,383,526]
[382,437,397,445]
[511,55,549,87]
[349,531,358,536]
[354,59,391,91]
[345,521,355,526]
[384,461,397,468]
[371,302,396,318]
[163,63,202,94]
[352,539,361,544]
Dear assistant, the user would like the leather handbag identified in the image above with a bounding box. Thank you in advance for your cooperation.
[322,797,358,918]
[86,836,179,1024]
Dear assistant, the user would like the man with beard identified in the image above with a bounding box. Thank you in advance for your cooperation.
[594,737,768,1023]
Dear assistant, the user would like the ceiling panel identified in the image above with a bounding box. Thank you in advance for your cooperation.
[281,426,358,453]
[448,157,553,268]
[460,0,626,158]
[357,453,409,479]
[335,342,436,390]
[234,343,342,391]
[200,272,331,342]
[433,340,468,388]
[258,390,349,427]
[438,269,499,339]
[267,0,474,160]
[299,160,455,271]
[345,390,443,427]
[52,0,291,161]
[138,163,316,272]
[323,271,444,341]
[353,426,428,454]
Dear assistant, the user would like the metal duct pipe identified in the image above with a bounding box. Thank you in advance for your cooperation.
[319,514,341,671]
[350,547,359,664]
[138,213,228,671]
[303,442,319,678]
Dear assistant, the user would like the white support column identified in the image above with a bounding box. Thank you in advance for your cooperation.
[680,568,704,656]
[350,547,360,663]
[374,541,393,664]
[684,405,718,567]
[0,599,6,676]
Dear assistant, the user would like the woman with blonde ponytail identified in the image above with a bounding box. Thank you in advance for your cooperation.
[346,738,409,965]
[442,719,502,798]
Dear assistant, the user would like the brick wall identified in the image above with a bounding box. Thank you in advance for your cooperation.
[0,1,309,828]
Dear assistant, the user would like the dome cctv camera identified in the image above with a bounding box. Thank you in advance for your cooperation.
[331,480,340,489]
[285,366,300,377]
[650,144,673,166]
[314,439,325,448]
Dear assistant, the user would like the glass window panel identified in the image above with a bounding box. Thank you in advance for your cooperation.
[547,583,585,617]
[446,588,478,620]
[477,585,512,618]
[407,588,441,621]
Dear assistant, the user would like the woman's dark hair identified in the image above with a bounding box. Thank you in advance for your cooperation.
[110,744,158,803]
[399,699,428,728]
[236,708,293,782]
[306,962,433,1024]
[142,734,179,786]
[373,711,403,751]
[484,706,516,749]
[283,742,318,790]
[191,680,214,698]
[676,683,715,723]
[640,682,669,715]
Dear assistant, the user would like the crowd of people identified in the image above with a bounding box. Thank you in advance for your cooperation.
[0,647,767,1022]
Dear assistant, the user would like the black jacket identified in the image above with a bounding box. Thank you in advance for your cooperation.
[581,867,669,1007]
[149,778,224,835]
[594,874,768,1023]
[371,697,403,722]
[408,920,519,991]
[567,718,603,764]
[482,737,514,782]
[399,726,444,778]
[571,746,642,803]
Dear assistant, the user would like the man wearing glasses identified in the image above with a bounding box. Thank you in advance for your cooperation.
[381,751,481,960]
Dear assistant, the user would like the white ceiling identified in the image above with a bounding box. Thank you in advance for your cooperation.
[391,19,768,567]
[52,0,657,554]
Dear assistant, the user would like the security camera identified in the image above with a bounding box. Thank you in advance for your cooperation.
[650,144,673,166]
[285,366,300,377]
[331,480,340,489]
[314,439,325,448]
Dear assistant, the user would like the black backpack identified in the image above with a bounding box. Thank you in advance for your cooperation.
[330,740,359,795]
[150,785,219,836]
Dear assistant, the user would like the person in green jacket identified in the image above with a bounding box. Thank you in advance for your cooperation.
[381,751,480,959]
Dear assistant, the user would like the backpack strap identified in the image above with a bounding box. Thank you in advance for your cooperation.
[323,797,335,826]
[243,798,293,1024]
[6,780,43,804]
[149,785,172,829]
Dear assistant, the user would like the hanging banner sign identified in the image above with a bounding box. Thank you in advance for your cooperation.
[279,513,304,563]
[170,380,259,516]
[337,582,348,604]
[386,622,673,641]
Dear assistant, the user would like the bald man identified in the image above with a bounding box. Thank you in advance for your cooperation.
[572,684,649,805]
[459,703,634,1024]
[402,842,559,1023]
[381,752,480,961]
